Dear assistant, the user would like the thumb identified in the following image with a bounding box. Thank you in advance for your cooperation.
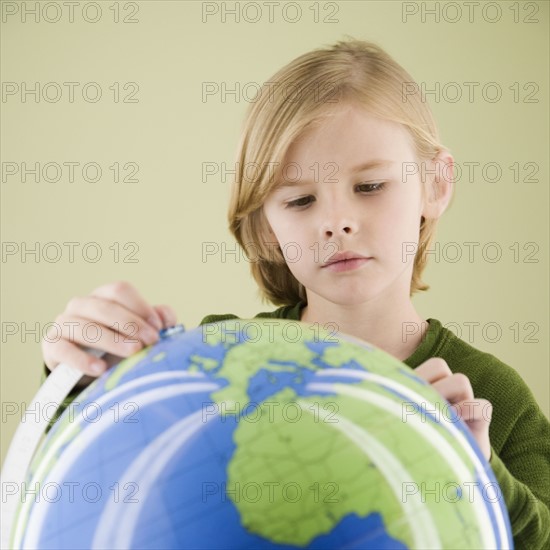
[454,398,492,461]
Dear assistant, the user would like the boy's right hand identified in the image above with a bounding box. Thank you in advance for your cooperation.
[415,358,493,462]
[41,281,177,381]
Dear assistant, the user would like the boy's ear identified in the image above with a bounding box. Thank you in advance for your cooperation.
[421,150,454,220]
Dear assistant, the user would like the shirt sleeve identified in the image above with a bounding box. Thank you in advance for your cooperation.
[487,381,550,548]
[199,313,240,325]
[432,330,550,549]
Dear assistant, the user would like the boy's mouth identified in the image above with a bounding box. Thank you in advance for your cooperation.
[322,251,370,267]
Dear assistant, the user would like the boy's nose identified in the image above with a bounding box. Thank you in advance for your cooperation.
[320,199,359,237]
[323,224,353,237]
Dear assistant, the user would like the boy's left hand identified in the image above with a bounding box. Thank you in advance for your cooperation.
[415,358,493,462]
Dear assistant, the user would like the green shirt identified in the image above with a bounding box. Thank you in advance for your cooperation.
[42,301,550,548]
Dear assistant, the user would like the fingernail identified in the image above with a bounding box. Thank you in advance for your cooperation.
[143,327,159,345]
[91,362,104,374]
[125,341,142,353]
[148,315,162,331]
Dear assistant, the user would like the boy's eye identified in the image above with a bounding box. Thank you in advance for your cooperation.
[286,196,314,209]
[284,182,385,209]
[357,182,385,193]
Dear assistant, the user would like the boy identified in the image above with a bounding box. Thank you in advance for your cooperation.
[41,39,549,547]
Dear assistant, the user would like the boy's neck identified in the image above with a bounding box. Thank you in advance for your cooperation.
[299,299,428,362]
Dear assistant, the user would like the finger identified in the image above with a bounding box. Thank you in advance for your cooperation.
[432,373,474,405]
[52,315,147,360]
[414,358,453,384]
[90,281,163,330]
[153,305,178,328]
[64,297,160,347]
[452,398,493,426]
[451,399,492,461]
[44,337,108,377]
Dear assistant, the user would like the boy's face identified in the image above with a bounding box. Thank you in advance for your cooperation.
[262,104,434,307]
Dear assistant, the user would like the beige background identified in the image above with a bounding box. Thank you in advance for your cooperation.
[1,0,548,466]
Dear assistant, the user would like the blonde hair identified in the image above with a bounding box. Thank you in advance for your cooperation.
[228,37,448,307]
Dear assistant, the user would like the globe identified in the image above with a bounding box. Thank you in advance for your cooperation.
[12,319,513,549]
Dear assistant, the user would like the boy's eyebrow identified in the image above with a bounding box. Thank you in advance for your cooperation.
[275,159,394,188]
[350,159,394,172]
